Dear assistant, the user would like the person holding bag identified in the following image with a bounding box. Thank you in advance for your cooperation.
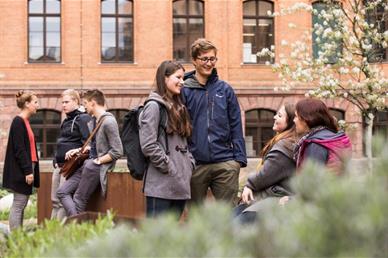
[57,89,123,217]
[2,90,40,230]
[139,60,195,218]
[51,89,91,220]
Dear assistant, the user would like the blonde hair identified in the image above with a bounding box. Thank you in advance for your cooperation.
[16,90,36,109]
[62,89,81,105]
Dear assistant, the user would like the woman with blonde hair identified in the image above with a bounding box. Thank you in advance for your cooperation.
[3,90,40,230]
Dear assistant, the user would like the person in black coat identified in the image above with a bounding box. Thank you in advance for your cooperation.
[50,89,91,220]
[2,90,40,230]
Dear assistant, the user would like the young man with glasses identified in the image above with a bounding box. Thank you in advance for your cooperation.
[182,38,247,205]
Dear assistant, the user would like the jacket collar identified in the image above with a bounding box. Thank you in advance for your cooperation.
[184,68,219,89]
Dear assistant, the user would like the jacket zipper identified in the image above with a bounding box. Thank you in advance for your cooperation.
[206,90,212,160]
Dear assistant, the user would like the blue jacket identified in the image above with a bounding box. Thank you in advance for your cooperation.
[182,69,247,167]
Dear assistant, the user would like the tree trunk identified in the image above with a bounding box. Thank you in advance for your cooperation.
[364,112,374,173]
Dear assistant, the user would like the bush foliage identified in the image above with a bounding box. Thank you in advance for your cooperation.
[2,142,388,257]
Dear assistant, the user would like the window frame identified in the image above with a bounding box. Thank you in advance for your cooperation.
[245,108,276,158]
[242,0,275,64]
[172,0,205,62]
[28,0,62,63]
[100,0,134,63]
[312,1,343,64]
[30,109,61,160]
[365,0,388,62]
[107,108,129,135]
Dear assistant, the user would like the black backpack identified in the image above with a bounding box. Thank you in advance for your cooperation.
[121,100,168,181]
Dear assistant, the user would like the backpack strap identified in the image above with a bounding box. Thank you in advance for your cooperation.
[144,99,170,155]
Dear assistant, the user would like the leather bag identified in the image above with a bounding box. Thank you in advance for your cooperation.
[60,117,104,179]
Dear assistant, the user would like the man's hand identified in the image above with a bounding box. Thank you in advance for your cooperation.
[65,148,81,160]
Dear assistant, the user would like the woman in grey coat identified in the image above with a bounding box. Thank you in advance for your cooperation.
[139,60,195,218]
[236,104,297,223]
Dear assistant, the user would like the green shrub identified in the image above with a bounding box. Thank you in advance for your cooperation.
[49,148,388,257]
[1,212,115,258]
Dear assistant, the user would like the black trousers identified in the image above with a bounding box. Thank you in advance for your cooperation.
[146,196,186,219]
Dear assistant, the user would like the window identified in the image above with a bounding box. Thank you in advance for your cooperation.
[101,0,133,62]
[373,110,388,138]
[243,0,274,64]
[365,1,387,62]
[312,1,342,63]
[30,110,61,159]
[28,0,61,62]
[329,108,345,122]
[245,109,276,157]
[173,0,204,62]
[108,109,128,135]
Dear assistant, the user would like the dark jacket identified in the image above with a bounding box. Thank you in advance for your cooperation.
[54,109,91,165]
[3,116,40,195]
[296,128,351,172]
[139,91,195,200]
[182,69,247,167]
[246,138,295,197]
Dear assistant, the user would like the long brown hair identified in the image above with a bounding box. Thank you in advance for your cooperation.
[154,60,192,138]
[295,98,338,132]
[260,103,296,159]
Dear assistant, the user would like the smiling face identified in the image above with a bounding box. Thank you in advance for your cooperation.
[273,106,288,133]
[25,95,39,115]
[192,50,217,82]
[165,68,184,96]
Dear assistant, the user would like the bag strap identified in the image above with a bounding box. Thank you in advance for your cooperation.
[80,117,105,152]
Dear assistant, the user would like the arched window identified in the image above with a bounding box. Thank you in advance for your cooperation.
[28,0,61,62]
[108,109,128,135]
[30,109,61,159]
[312,1,342,63]
[329,108,345,122]
[101,0,134,62]
[245,109,276,157]
[373,110,388,138]
[243,0,274,64]
[365,0,387,62]
[173,0,204,62]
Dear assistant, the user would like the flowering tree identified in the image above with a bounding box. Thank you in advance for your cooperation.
[259,0,388,169]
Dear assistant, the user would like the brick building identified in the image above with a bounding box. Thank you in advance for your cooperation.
[0,0,387,164]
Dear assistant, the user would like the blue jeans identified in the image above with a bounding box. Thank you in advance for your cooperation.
[146,197,186,219]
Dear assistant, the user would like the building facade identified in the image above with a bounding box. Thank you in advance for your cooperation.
[0,0,387,163]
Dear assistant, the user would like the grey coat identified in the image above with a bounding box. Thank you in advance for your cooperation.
[139,92,195,200]
[88,112,123,197]
[246,138,296,197]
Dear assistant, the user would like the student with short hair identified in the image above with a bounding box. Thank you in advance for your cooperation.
[3,90,40,230]
[182,38,247,205]
[51,89,91,220]
[139,60,195,218]
[57,89,123,216]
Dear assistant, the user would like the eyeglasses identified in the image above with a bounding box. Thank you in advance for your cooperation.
[196,56,218,63]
